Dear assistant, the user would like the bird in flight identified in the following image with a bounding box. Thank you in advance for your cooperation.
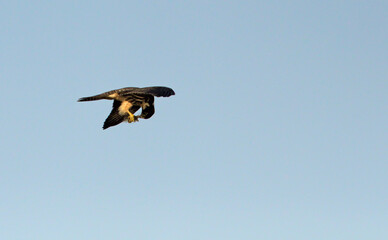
[78,86,175,129]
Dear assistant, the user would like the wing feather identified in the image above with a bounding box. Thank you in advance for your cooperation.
[78,86,174,102]
[103,100,125,129]
[127,86,175,97]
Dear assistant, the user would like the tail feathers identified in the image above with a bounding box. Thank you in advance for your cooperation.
[78,94,107,102]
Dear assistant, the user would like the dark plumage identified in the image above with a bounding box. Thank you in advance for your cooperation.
[78,86,175,129]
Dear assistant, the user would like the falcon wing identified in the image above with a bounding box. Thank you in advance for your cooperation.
[77,86,174,102]
[103,100,125,129]
[125,86,175,97]
[103,100,141,130]
[78,87,140,102]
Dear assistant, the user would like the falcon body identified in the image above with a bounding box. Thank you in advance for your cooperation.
[78,86,175,129]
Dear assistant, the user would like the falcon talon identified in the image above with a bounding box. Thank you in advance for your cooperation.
[127,111,136,123]
[131,116,139,123]
[77,86,175,129]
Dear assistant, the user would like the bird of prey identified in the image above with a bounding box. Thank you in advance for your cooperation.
[78,86,175,129]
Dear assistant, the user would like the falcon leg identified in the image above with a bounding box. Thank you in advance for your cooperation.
[127,111,139,123]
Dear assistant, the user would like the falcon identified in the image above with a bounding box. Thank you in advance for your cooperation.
[78,86,175,129]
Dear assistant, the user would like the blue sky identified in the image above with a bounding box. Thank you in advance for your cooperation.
[1,1,387,239]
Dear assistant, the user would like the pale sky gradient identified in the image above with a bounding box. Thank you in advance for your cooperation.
[1,1,387,239]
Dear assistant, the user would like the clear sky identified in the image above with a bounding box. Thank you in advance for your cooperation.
[1,1,387,239]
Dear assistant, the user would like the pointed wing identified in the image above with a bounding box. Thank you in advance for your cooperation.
[103,100,125,129]
[103,100,141,129]
[78,87,140,102]
[121,86,175,97]
[78,86,174,102]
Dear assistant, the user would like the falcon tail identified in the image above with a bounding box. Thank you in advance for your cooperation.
[77,94,107,102]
